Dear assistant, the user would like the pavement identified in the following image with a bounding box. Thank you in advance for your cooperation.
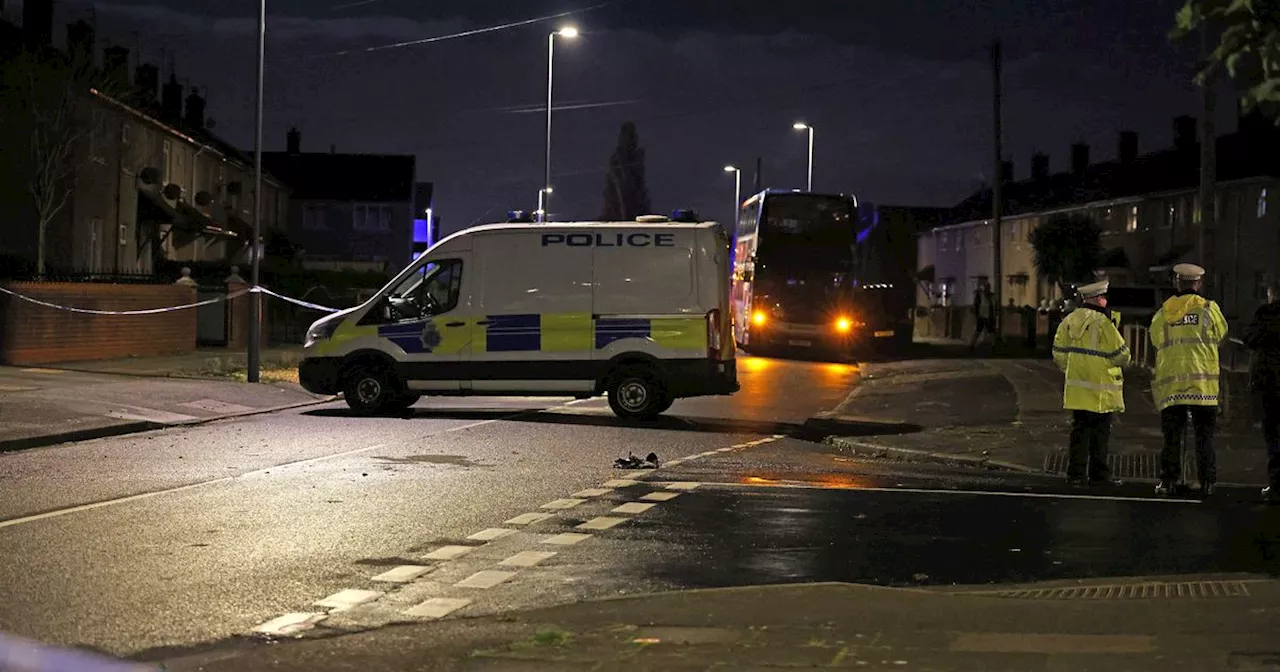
[1,349,1279,671]
[0,349,328,452]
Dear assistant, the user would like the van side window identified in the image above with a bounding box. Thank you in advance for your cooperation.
[371,259,463,324]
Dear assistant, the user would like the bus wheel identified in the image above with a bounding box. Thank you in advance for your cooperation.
[343,363,399,415]
[607,366,666,420]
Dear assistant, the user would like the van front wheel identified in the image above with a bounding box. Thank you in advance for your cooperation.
[607,367,667,420]
[344,364,399,415]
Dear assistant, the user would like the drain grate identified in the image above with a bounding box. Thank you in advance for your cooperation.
[974,580,1251,600]
[1042,450,1161,480]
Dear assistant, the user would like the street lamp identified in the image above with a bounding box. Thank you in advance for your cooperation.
[536,186,553,221]
[248,0,266,383]
[793,122,815,192]
[542,26,578,223]
[723,165,741,230]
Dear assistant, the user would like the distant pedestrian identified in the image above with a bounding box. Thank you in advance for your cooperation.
[1052,279,1130,487]
[1243,281,1280,504]
[970,281,996,351]
[1151,263,1228,497]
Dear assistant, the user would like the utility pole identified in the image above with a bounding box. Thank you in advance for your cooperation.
[991,38,1004,337]
[1197,24,1216,278]
[754,157,762,193]
[248,0,265,383]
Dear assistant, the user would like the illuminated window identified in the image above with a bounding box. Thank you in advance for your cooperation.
[1126,206,1138,232]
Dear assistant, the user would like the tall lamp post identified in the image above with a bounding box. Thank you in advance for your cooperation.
[542,26,578,224]
[248,0,266,383]
[793,122,815,192]
[723,165,741,228]
[536,186,553,221]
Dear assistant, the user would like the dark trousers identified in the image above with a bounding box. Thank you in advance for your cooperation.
[1261,394,1280,488]
[970,318,993,349]
[1068,410,1113,481]
[1160,405,1218,484]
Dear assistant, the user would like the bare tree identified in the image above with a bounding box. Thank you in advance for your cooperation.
[0,50,112,275]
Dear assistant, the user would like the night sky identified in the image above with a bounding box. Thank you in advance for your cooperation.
[29,0,1207,232]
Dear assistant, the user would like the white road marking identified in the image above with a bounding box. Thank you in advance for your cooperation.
[404,597,472,619]
[499,550,557,567]
[371,565,432,583]
[612,502,656,514]
[423,545,475,561]
[466,528,515,542]
[504,512,554,526]
[542,532,592,546]
[20,368,64,374]
[571,487,613,497]
[105,409,200,424]
[666,482,701,491]
[251,612,327,636]
[540,498,587,510]
[664,459,685,466]
[716,447,734,452]
[603,479,638,487]
[706,480,1202,504]
[640,491,681,502]
[576,516,628,530]
[0,417,515,530]
[314,589,382,611]
[455,570,517,589]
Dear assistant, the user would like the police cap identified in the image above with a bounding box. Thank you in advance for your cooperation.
[1173,263,1206,280]
[1078,280,1109,299]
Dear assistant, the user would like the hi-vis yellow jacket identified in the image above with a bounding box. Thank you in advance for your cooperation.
[1149,292,1228,410]
[1053,305,1131,413]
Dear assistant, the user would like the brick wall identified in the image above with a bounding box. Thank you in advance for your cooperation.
[226,282,268,350]
[0,282,197,365]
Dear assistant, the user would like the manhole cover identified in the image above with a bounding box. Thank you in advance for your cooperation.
[1043,450,1163,480]
[972,580,1251,600]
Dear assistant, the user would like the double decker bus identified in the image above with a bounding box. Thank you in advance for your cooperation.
[731,189,910,355]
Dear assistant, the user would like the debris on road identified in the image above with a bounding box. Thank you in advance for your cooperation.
[615,452,660,469]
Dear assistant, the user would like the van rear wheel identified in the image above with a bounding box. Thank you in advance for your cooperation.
[607,367,667,420]
[343,364,400,415]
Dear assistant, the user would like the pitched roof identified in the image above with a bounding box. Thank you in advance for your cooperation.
[261,152,416,202]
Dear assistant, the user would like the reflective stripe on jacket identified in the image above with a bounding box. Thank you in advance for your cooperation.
[1149,292,1227,410]
[1052,304,1130,413]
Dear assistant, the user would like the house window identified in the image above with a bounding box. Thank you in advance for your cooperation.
[354,205,392,232]
[957,230,965,250]
[1260,188,1269,219]
[939,232,950,251]
[1126,206,1138,232]
[303,206,327,231]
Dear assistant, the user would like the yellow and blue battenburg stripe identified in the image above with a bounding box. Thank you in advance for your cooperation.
[372,313,708,354]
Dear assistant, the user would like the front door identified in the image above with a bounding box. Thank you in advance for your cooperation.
[369,253,472,391]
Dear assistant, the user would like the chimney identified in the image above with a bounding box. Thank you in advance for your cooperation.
[330,144,336,154]
[161,73,183,121]
[1071,142,1090,176]
[66,19,94,64]
[1118,131,1138,165]
[1000,160,1014,184]
[134,63,159,108]
[103,46,130,91]
[1031,152,1050,182]
[1174,115,1197,151]
[286,127,301,154]
[23,0,53,49]
[184,87,206,129]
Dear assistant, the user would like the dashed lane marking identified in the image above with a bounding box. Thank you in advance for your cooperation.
[404,597,472,619]
[504,512,554,526]
[20,368,65,374]
[571,487,614,497]
[455,570,517,589]
[612,502,656,514]
[423,545,475,561]
[371,565,432,583]
[576,516,628,530]
[314,589,382,611]
[640,491,681,502]
[251,613,327,636]
[467,528,516,542]
[540,498,587,510]
[542,532,593,546]
[499,551,557,568]
[666,482,701,491]
[603,479,638,488]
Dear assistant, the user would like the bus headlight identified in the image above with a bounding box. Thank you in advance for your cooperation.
[751,310,768,326]
[835,316,853,333]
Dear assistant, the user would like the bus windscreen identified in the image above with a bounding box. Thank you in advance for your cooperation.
[757,195,856,269]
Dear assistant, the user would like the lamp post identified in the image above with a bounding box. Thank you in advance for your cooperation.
[723,165,741,228]
[536,186,553,222]
[793,122,815,192]
[542,26,578,224]
[248,0,266,383]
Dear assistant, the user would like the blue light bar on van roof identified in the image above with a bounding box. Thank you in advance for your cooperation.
[671,208,699,222]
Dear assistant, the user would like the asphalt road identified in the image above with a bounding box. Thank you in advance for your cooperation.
[0,355,860,657]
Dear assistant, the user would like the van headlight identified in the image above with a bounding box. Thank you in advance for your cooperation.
[305,317,341,347]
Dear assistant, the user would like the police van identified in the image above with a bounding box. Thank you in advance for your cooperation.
[298,216,740,419]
